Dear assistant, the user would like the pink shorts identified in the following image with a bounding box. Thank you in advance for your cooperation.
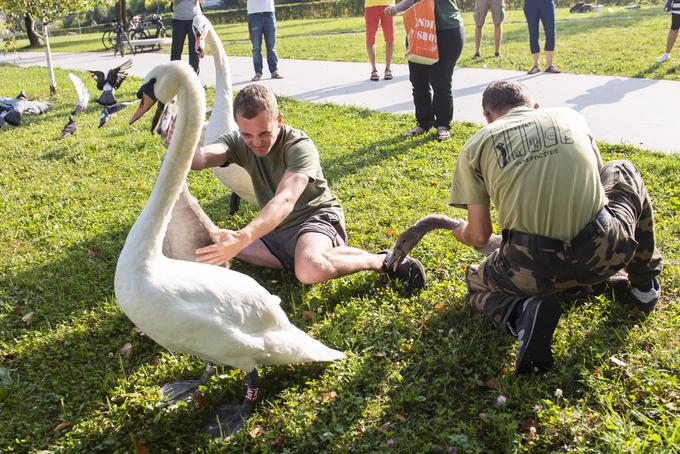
[364,6,394,46]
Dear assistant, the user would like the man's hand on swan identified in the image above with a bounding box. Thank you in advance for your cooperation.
[195,228,247,265]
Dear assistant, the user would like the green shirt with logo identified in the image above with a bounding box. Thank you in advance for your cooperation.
[216,125,343,230]
[449,107,606,240]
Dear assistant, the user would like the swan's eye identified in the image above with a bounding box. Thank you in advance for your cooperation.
[136,78,157,101]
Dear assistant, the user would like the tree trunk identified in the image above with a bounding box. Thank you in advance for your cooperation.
[118,0,127,24]
[43,24,57,95]
[24,14,42,47]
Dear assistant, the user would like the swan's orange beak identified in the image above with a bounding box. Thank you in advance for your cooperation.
[129,93,156,125]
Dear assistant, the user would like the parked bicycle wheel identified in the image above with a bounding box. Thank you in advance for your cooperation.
[101,29,114,50]
[162,27,172,39]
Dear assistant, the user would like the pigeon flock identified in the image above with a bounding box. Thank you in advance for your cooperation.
[0,59,133,138]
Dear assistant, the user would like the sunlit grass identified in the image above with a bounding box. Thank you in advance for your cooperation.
[0,63,678,452]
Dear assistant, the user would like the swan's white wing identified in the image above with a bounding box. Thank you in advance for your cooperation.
[68,73,89,112]
[115,258,344,371]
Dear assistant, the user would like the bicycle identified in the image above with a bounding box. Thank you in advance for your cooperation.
[129,15,172,52]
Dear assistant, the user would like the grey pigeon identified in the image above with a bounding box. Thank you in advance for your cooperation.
[0,90,50,116]
[89,59,132,106]
[61,114,77,138]
[0,105,21,128]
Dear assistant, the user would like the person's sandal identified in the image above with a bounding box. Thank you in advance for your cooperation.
[437,127,451,142]
[544,65,562,74]
[527,64,540,75]
[405,125,427,137]
[370,70,379,81]
[384,69,393,80]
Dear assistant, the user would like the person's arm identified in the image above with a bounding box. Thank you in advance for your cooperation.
[195,171,310,265]
[451,203,493,248]
[192,142,230,170]
[385,0,415,15]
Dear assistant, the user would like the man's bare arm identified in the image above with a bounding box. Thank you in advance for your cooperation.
[451,203,494,248]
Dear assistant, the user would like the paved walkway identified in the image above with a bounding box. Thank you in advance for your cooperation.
[2,51,678,154]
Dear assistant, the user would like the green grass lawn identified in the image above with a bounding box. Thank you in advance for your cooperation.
[13,6,680,80]
[1,64,679,452]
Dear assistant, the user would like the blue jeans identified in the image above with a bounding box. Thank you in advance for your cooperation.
[523,0,555,54]
[248,12,278,75]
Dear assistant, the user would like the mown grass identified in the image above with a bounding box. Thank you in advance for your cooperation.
[13,6,680,80]
[0,63,679,452]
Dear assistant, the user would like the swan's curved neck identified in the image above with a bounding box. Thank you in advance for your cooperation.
[204,24,236,144]
[126,72,205,261]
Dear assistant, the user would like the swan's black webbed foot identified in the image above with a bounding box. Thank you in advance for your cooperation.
[160,363,216,405]
[203,370,259,438]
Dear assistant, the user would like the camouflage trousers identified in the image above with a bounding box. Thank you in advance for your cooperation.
[466,160,664,331]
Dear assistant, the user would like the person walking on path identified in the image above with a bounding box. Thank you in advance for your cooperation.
[657,0,680,63]
[472,0,505,59]
[364,0,396,81]
[385,0,465,141]
[170,0,204,74]
[191,84,426,291]
[448,80,663,374]
[247,0,283,81]
[523,0,560,74]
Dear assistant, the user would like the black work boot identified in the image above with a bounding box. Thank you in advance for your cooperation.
[514,296,562,374]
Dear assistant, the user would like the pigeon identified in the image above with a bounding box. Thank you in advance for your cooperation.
[0,90,50,115]
[89,59,132,106]
[68,73,89,115]
[98,101,135,128]
[61,114,77,138]
[0,104,21,128]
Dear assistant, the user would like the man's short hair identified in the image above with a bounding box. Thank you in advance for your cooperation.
[482,80,532,115]
[233,84,279,120]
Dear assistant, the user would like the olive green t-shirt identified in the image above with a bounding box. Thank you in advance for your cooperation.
[449,107,606,240]
[215,125,343,230]
[425,0,463,31]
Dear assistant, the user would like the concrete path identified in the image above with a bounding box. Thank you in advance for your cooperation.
[2,50,678,154]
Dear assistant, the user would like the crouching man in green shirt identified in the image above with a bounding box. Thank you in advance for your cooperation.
[191,84,426,291]
[449,80,663,374]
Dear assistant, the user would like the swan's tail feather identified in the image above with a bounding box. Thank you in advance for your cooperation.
[262,327,346,366]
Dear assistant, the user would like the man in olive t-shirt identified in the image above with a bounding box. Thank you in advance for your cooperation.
[190,84,426,291]
[448,81,662,374]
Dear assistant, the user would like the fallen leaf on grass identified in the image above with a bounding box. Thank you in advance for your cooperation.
[119,343,134,358]
[193,392,209,409]
[12,305,21,316]
[322,391,337,403]
[485,378,501,390]
[434,303,447,314]
[521,418,537,432]
[53,421,72,433]
[250,425,263,438]
[21,312,33,326]
[394,413,407,422]
[136,182,145,189]
[610,356,628,367]
[386,228,398,236]
[375,351,386,358]
[430,179,438,186]
[86,246,101,257]
[302,311,314,319]
[135,439,150,454]
[378,422,391,433]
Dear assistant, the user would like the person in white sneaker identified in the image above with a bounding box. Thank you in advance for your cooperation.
[657,0,680,63]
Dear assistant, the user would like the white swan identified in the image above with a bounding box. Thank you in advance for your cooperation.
[116,61,345,436]
[192,14,258,207]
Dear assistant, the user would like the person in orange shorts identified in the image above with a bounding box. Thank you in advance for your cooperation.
[364,0,395,81]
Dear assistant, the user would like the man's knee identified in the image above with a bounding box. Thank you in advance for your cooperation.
[294,253,330,285]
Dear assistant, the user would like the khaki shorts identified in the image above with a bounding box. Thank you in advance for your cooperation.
[261,212,348,270]
[473,0,505,26]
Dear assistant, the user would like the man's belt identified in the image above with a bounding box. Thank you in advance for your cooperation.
[503,207,612,251]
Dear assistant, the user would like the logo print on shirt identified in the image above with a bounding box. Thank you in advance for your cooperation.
[491,112,573,168]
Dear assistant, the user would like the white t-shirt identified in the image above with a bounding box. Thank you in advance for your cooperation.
[247,0,275,14]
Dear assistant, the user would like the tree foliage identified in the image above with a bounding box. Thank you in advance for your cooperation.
[0,0,114,25]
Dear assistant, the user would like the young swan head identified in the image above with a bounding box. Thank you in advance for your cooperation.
[192,15,210,58]
[129,61,195,132]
